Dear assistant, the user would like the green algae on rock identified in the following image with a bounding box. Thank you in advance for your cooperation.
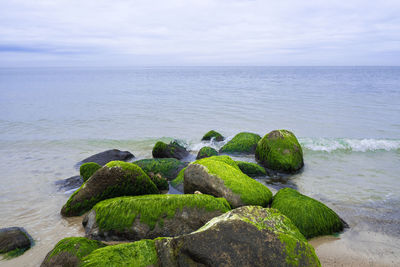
[152,140,189,160]
[81,240,158,267]
[256,129,304,173]
[83,194,231,241]
[133,158,187,181]
[196,146,218,159]
[201,130,224,141]
[235,161,267,177]
[220,132,261,154]
[79,162,102,182]
[271,188,346,239]
[184,156,272,208]
[40,237,106,267]
[61,161,159,217]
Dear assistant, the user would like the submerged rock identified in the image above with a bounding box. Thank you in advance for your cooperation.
[133,158,187,181]
[220,132,261,154]
[235,160,267,177]
[83,194,230,241]
[256,129,304,173]
[0,227,33,259]
[78,149,134,167]
[55,175,83,192]
[184,156,272,208]
[79,162,102,182]
[196,146,218,159]
[61,161,159,216]
[271,188,347,238]
[152,140,189,160]
[201,130,224,141]
[40,237,106,267]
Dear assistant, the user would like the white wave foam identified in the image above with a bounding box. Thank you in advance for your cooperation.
[300,138,400,152]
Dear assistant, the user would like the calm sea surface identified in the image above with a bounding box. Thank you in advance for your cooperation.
[0,66,399,266]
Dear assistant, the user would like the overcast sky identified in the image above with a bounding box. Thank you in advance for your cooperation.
[1,0,400,66]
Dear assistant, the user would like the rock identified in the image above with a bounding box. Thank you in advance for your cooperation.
[235,161,266,177]
[54,175,83,191]
[61,161,159,217]
[40,237,106,267]
[83,194,230,241]
[220,132,261,154]
[133,158,187,181]
[78,149,134,167]
[201,130,224,141]
[196,146,218,159]
[0,227,32,258]
[156,206,320,267]
[255,129,304,173]
[147,172,169,191]
[79,162,102,182]
[152,140,189,160]
[271,188,347,239]
[184,156,272,208]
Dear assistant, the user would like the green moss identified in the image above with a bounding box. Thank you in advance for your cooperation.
[81,240,158,267]
[80,162,102,182]
[272,188,345,239]
[46,237,105,263]
[220,132,261,154]
[195,157,272,206]
[170,167,185,188]
[149,174,169,191]
[134,158,186,180]
[93,194,231,231]
[1,248,28,259]
[255,129,303,173]
[235,161,267,177]
[201,130,224,141]
[196,146,218,159]
[152,141,168,158]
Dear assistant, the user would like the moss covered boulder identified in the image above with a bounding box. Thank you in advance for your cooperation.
[156,206,320,267]
[220,132,261,154]
[152,140,189,160]
[256,129,304,173]
[201,130,224,141]
[272,188,347,239]
[40,237,106,267]
[196,146,218,159]
[235,161,267,177]
[80,162,102,182]
[184,156,272,208]
[61,161,159,217]
[134,158,187,181]
[83,194,230,241]
[0,227,33,259]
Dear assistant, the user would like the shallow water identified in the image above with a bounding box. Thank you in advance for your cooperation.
[0,66,399,266]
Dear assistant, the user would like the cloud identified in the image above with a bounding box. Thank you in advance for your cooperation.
[0,0,400,66]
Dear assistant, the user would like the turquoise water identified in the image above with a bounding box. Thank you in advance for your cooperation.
[0,66,399,266]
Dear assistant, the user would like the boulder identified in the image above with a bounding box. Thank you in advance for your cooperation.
[220,132,261,154]
[147,172,169,191]
[40,237,106,267]
[201,130,224,141]
[271,188,347,238]
[78,149,134,167]
[83,194,230,241]
[235,161,267,177]
[184,156,272,208]
[196,146,218,159]
[133,158,187,181]
[152,140,189,160]
[79,162,102,182]
[55,175,83,192]
[255,129,303,173]
[61,161,159,217]
[0,227,32,259]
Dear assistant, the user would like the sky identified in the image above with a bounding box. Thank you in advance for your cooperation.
[0,0,400,67]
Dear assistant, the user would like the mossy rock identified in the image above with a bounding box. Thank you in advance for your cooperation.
[40,237,106,267]
[83,194,231,241]
[133,158,187,181]
[81,240,158,267]
[0,227,32,259]
[255,129,303,173]
[201,130,224,141]
[235,161,267,177]
[152,140,189,160]
[61,161,159,217]
[271,188,346,239]
[156,206,320,266]
[196,146,218,159]
[148,173,169,191]
[184,156,272,208]
[80,162,102,182]
[220,132,261,154]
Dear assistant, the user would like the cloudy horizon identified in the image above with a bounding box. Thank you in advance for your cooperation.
[1,0,400,67]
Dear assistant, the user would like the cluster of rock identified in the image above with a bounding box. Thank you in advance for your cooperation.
[26,129,346,266]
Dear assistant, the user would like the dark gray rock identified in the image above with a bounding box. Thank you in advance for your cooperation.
[54,175,83,191]
[152,140,189,160]
[77,149,134,167]
[0,227,32,256]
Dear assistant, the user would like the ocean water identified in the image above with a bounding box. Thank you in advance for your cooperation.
[0,66,399,266]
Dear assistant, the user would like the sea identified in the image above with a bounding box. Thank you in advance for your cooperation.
[0,66,399,266]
